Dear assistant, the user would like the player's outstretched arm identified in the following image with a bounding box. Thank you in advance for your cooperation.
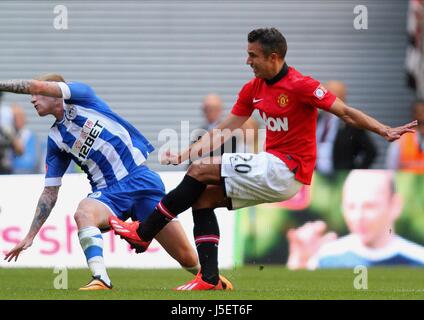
[0,80,63,97]
[162,113,250,165]
[4,186,60,262]
[329,97,417,142]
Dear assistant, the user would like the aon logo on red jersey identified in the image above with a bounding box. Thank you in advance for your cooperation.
[262,113,288,132]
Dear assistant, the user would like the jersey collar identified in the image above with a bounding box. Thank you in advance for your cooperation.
[54,101,67,125]
[265,63,289,86]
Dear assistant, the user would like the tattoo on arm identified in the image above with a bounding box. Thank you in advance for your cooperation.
[0,80,63,97]
[0,80,32,95]
[27,186,59,238]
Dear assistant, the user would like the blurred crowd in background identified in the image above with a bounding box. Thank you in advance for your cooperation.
[1,1,423,175]
[0,92,38,174]
[2,79,422,175]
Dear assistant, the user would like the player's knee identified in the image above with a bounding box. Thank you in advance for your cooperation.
[187,163,205,181]
[74,209,94,227]
[173,240,198,268]
[179,249,199,269]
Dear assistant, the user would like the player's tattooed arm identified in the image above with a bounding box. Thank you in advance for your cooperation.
[26,186,60,239]
[0,80,32,94]
[4,187,59,262]
[4,186,60,262]
[0,80,63,97]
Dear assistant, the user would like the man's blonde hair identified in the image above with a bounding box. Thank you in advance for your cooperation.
[34,73,65,82]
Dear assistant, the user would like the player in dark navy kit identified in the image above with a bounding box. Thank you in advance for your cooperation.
[110,28,417,290]
[1,73,199,290]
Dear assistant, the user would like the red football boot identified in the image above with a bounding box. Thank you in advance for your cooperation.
[174,273,234,291]
[108,216,151,253]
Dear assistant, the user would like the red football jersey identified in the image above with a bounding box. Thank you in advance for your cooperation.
[231,65,336,185]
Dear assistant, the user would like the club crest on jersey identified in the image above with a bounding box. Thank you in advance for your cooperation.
[314,85,328,100]
[277,93,289,107]
[89,191,102,199]
[72,119,104,160]
[64,105,77,121]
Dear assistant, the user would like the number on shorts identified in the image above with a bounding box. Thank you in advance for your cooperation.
[230,154,253,174]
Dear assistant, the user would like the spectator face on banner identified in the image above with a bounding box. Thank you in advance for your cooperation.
[342,170,403,247]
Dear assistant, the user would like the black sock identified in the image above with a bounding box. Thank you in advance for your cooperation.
[137,175,207,241]
[193,208,220,285]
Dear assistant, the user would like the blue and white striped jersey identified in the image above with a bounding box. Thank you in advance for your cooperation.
[45,82,154,191]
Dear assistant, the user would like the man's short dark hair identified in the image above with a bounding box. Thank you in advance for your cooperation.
[248,28,287,58]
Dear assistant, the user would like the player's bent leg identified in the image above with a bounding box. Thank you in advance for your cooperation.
[181,185,233,290]
[155,220,200,275]
[221,152,303,210]
[187,157,222,185]
[192,185,230,210]
[74,198,114,290]
[74,198,112,229]
[110,157,225,245]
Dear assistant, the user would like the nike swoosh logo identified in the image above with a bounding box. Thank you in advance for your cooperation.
[253,98,263,103]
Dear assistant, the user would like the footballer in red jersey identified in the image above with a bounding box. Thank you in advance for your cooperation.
[232,63,336,185]
[109,28,417,290]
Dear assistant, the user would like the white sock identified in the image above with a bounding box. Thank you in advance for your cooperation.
[78,226,111,287]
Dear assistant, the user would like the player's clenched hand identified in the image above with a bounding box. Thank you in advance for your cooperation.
[4,237,33,262]
[160,150,181,165]
[383,120,418,142]
[286,221,337,270]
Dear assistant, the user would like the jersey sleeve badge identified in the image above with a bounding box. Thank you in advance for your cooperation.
[313,85,328,100]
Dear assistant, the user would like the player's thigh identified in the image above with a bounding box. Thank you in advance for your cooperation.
[188,156,222,185]
[155,221,197,267]
[222,152,302,209]
[192,185,230,209]
[74,198,113,229]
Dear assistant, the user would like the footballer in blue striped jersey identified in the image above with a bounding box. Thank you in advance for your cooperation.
[1,74,199,290]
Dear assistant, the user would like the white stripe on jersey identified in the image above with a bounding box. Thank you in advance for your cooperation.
[76,105,146,166]
[96,140,128,181]
[84,156,108,189]
[61,124,128,187]
[61,118,130,183]
[47,103,147,189]
[49,124,108,189]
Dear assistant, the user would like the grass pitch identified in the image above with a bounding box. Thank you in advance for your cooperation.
[0,266,423,300]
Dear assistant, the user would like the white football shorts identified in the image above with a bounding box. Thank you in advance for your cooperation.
[221,152,303,209]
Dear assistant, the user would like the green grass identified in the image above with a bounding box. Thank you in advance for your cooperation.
[0,266,424,299]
